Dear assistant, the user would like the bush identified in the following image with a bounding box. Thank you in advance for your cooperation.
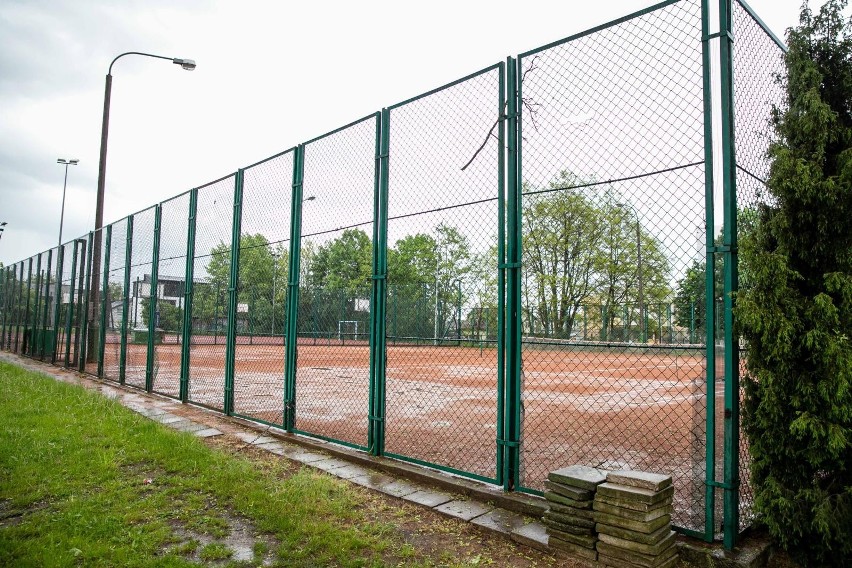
[737,1,852,565]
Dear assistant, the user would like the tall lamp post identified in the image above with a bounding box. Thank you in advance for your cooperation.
[88,51,196,363]
[617,202,645,343]
[0,222,6,242]
[56,158,79,247]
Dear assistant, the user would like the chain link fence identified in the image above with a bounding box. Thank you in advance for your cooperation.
[732,0,787,532]
[0,0,788,548]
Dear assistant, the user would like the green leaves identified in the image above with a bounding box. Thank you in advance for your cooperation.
[738,2,852,564]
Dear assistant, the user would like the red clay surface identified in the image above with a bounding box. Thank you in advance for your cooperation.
[99,333,710,531]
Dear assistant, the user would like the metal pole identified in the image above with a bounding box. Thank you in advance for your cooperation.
[59,163,70,247]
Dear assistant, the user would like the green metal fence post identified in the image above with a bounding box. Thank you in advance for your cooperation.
[32,254,43,358]
[369,110,388,456]
[120,216,134,385]
[98,226,112,377]
[180,188,198,402]
[15,262,24,353]
[718,0,740,549]
[496,60,507,485]
[63,242,80,367]
[502,55,522,491]
[284,146,305,431]
[77,233,93,371]
[224,170,244,416]
[0,267,7,350]
[50,249,64,364]
[23,257,33,356]
[146,206,162,392]
[701,0,718,543]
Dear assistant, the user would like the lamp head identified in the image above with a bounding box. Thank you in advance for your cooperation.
[57,158,79,165]
[173,58,196,71]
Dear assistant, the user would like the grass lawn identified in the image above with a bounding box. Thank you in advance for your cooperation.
[0,361,559,567]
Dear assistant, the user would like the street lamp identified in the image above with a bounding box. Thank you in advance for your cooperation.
[617,202,645,343]
[56,159,79,247]
[0,221,6,242]
[88,51,196,363]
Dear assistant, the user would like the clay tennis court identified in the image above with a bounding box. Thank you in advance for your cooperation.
[101,334,710,529]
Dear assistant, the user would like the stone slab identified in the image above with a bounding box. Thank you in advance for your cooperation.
[542,515,595,533]
[248,436,278,445]
[544,508,595,526]
[377,480,421,498]
[332,465,373,480]
[511,522,549,552]
[593,499,673,521]
[170,420,207,433]
[153,413,184,425]
[597,541,677,568]
[594,510,671,534]
[434,499,492,522]
[598,552,678,568]
[549,503,595,519]
[548,536,598,561]
[311,458,351,472]
[545,491,594,509]
[194,428,223,438]
[284,450,329,464]
[403,489,454,508]
[349,472,396,489]
[596,483,674,506]
[544,522,594,536]
[598,530,676,556]
[547,529,597,549]
[596,523,671,545]
[548,465,606,491]
[470,508,527,535]
[544,481,594,502]
[257,443,287,456]
[607,470,672,492]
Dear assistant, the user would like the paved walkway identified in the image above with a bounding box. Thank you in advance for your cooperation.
[1,353,551,555]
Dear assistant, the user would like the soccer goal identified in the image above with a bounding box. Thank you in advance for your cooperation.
[338,320,359,342]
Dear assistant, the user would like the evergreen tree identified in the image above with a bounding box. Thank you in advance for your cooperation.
[737,1,852,564]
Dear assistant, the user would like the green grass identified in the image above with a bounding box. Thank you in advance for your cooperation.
[0,361,472,567]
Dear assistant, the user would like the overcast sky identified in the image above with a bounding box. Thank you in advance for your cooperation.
[0,0,804,265]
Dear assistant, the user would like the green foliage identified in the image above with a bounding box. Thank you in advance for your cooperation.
[737,2,852,564]
[139,296,183,331]
[522,172,671,339]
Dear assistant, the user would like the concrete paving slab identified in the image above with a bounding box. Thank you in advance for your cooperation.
[312,458,351,472]
[377,480,422,498]
[333,465,373,480]
[170,420,207,433]
[349,473,396,490]
[156,414,185,425]
[403,489,454,508]
[471,508,527,535]
[257,444,287,456]
[194,428,223,438]
[510,521,549,552]
[434,499,492,521]
[247,436,278,445]
[285,450,329,464]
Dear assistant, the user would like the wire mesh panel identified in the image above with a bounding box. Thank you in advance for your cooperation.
[104,220,128,382]
[385,66,503,480]
[232,151,294,426]
[294,116,377,449]
[38,249,57,362]
[152,193,191,399]
[83,230,106,376]
[27,254,42,358]
[188,175,236,411]
[11,262,24,354]
[732,0,786,532]
[125,207,157,389]
[54,243,75,364]
[0,267,9,350]
[517,0,708,531]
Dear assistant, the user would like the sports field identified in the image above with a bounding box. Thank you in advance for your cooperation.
[102,334,710,529]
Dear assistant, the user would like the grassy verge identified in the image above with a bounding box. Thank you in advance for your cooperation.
[0,361,555,567]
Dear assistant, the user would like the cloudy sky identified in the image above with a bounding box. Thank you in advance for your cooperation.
[0,0,803,265]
